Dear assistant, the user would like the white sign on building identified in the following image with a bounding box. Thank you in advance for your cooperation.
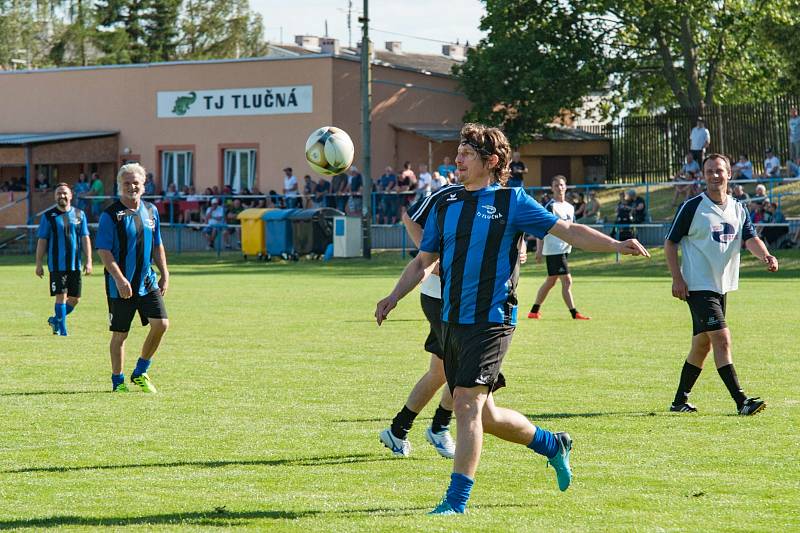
[157,85,313,118]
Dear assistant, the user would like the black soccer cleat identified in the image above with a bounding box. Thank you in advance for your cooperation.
[738,397,766,416]
[670,402,698,413]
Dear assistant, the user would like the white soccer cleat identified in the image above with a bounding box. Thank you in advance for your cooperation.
[425,427,455,459]
[379,428,410,457]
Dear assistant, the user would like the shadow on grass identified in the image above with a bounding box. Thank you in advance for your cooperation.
[0,502,531,529]
[3,453,393,475]
[524,411,657,420]
[0,390,105,397]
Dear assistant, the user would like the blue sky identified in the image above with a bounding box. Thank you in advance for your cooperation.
[251,0,487,54]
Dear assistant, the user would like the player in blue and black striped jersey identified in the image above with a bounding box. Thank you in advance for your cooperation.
[97,163,170,393]
[35,183,93,336]
[375,123,650,515]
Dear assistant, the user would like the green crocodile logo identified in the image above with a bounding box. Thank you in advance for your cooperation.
[172,91,197,116]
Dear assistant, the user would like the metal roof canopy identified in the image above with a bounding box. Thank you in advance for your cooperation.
[391,124,461,143]
[0,131,118,145]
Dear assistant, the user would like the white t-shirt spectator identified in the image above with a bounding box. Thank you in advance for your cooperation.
[681,160,701,176]
[733,160,753,179]
[690,126,710,151]
[764,155,781,176]
[284,175,299,196]
[417,171,432,193]
[541,200,574,255]
[205,204,225,225]
[430,173,448,192]
[666,193,756,294]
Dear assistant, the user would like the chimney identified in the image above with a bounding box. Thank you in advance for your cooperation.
[441,43,466,60]
[294,35,320,50]
[385,41,402,54]
[320,37,340,55]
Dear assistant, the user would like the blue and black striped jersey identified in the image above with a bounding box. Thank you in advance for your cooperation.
[420,184,559,325]
[37,206,89,272]
[96,201,163,298]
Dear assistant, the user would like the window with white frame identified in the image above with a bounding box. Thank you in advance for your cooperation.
[224,149,257,192]
[161,150,193,191]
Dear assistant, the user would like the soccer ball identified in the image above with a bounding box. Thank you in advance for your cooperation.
[305,126,355,176]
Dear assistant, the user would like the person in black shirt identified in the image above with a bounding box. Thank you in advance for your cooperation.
[507,151,527,188]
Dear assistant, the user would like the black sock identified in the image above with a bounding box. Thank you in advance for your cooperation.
[390,405,418,440]
[569,308,578,318]
[430,405,453,434]
[674,361,703,405]
[717,364,747,408]
[530,303,541,313]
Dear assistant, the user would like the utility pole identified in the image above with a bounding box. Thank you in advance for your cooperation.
[359,0,372,259]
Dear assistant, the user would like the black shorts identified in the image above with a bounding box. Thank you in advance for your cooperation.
[49,271,81,297]
[545,253,570,276]
[420,294,444,359]
[441,322,512,394]
[687,291,727,336]
[107,290,168,332]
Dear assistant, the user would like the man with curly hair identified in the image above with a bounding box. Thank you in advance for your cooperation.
[375,123,650,514]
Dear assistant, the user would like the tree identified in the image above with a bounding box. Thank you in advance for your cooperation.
[459,0,800,144]
[145,0,180,62]
[0,0,61,69]
[180,0,266,60]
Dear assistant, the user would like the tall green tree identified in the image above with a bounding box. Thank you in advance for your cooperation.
[0,0,60,69]
[180,0,265,60]
[145,0,180,62]
[459,0,800,144]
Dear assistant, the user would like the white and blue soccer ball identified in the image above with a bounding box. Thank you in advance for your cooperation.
[305,126,355,176]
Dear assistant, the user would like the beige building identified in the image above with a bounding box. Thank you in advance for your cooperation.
[0,39,469,222]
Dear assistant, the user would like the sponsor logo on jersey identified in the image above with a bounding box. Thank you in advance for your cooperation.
[116,210,127,221]
[446,193,459,202]
[144,217,155,229]
[478,204,503,220]
[711,222,737,243]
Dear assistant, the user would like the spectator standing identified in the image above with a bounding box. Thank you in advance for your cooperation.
[732,154,754,180]
[507,151,527,188]
[416,164,432,200]
[89,172,105,222]
[631,189,647,223]
[346,166,363,215]
[224,198,245,249]
[689,118,710,164]
[789,107,800,161]
[377,166,398,224]
[144,173,156,196]
[74,172,91,212]
[331,171,348,211]
[397,162,415,213]
[761,148,781,179]
[437,156,456,179]
[615,190,635,241]
[312,177,330,208]
[302,175,316,208]
[35,174,49,192]
[282,167,299,209]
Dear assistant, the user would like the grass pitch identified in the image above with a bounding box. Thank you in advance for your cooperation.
[0,249,798,532]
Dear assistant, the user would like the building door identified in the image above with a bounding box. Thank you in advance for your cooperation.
[540,156,571,186]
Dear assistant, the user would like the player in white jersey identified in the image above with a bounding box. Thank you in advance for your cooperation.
[665,154,778,416]
[527,175,591,320]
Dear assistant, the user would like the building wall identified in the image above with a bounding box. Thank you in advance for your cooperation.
[332,59,469,178]
[0,56,469,194]
[0,58,335,193]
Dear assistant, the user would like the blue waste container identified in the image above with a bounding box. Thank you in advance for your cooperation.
[262,209,299,257]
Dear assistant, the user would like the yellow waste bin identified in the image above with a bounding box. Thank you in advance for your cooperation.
[237,208,271,259]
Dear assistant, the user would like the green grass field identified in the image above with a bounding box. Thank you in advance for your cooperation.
[1,249,799,532]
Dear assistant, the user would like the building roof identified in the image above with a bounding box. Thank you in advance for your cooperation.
[534,126,609,142]
[392,123,461,142]
[268,44,461,77]
[0,131,118,145]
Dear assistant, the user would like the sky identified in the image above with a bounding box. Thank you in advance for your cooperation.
[250,0,487,55]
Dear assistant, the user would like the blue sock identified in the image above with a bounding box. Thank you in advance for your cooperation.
[54,303,67,335]
[528,426,559,458]
[132,357,151,378]
[112,373,125,389]
[445,472,474,513]
[65,303,75,315]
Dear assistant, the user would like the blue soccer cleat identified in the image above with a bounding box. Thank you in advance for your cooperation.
[428,497,463,515]
[547,432,573,491]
